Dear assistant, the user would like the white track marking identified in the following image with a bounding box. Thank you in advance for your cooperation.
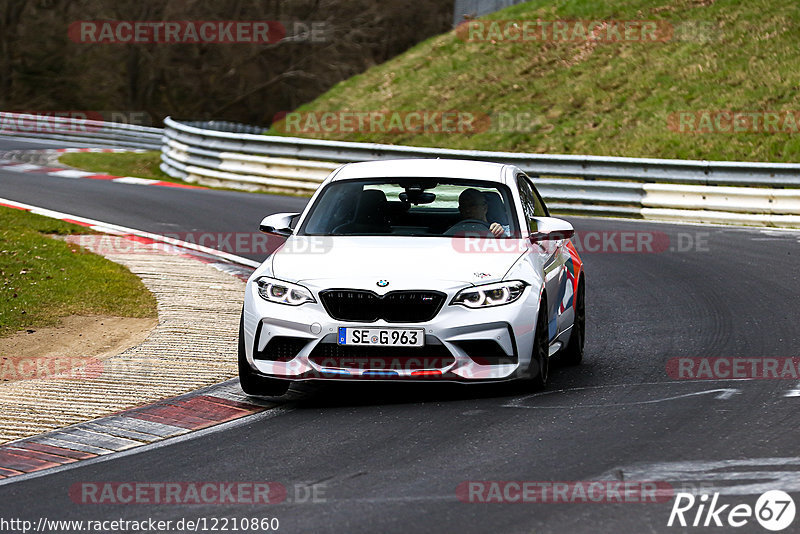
[503,379,750,409]
[784,381,800,397]
[1,163,41,172]
[46,169,97,178]
[111,176,159,185]
[601,458,800,496]
[504,388,740,409]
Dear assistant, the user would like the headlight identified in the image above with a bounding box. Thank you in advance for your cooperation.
[256,277,315,306]
[451,280,527,308]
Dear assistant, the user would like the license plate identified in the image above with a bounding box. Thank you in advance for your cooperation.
[338,327,424,347]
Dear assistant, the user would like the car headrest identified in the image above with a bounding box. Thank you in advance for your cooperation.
[355,189,388,222]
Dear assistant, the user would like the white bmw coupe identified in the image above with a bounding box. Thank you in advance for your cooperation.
[239,159,585,396]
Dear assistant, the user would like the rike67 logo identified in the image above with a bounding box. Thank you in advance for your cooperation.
[668,490,796,531]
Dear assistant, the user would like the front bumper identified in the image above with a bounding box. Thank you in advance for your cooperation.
[242,282,540,382]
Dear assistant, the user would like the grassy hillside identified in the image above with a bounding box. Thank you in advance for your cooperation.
[269,0,800,162]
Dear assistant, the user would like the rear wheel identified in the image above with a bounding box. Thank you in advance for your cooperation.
[528,301,550,391]
[560,278,585,366]
[238,311,291,397]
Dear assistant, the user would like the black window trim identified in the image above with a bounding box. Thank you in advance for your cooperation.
[516,172,550,217]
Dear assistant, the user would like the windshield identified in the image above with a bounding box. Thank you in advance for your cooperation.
[298,178,519,237]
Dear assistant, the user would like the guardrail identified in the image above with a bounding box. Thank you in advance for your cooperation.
[0,112,162,150]
[2,112,797,227]
[161,117,800,227]
[160,136,338,194]
[163,117,800,187]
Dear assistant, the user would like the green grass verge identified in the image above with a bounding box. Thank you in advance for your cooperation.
[58,151,177,182]
[268,0,800,162]
[58,151,313,197]
[0,206,157,338]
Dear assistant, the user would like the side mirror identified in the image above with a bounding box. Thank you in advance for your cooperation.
[529,217,575,242]
[259,213,300,238]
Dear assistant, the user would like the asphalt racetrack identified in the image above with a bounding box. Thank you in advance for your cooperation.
[1,138,799,533]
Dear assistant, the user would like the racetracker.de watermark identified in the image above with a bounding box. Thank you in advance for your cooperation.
[69,482,326,505]
[273,111,490,135]
[668,111,800,134]
[67,231,709,257]
[66,233,332,256]
[456,481,674,503]
[69,21,285,44]
[273,110,643,135]
[70,482,286,505]
[0,356,158,382]
[68,20,328,44]
[456,19,674,43]
[667,357,800,380]
[0,111,153,134]
[310,357,455,372]
[450,231,709,254]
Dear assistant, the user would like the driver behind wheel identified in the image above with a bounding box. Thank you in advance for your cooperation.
[447,188,506,237]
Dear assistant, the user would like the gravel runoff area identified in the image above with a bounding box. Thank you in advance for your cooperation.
[0,235,246,443]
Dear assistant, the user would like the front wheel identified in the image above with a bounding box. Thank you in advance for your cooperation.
[238,311,291,397]
[528,302,550,391]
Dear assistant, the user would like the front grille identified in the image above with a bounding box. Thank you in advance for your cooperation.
[308,343,455,371]
[319,290,446,323]
[254,336,310,362]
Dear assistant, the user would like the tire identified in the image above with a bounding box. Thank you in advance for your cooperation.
[238,311,291,397]
[528,299,550,391]
[560,277,585,366]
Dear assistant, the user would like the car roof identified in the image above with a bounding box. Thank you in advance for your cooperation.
[330,158,511,183]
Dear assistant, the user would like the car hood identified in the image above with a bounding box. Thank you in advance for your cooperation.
[271,235,526,290]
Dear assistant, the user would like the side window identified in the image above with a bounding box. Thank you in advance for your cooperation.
[517,174,548,232]
[525,176,549,216]
[517,178,536,231]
